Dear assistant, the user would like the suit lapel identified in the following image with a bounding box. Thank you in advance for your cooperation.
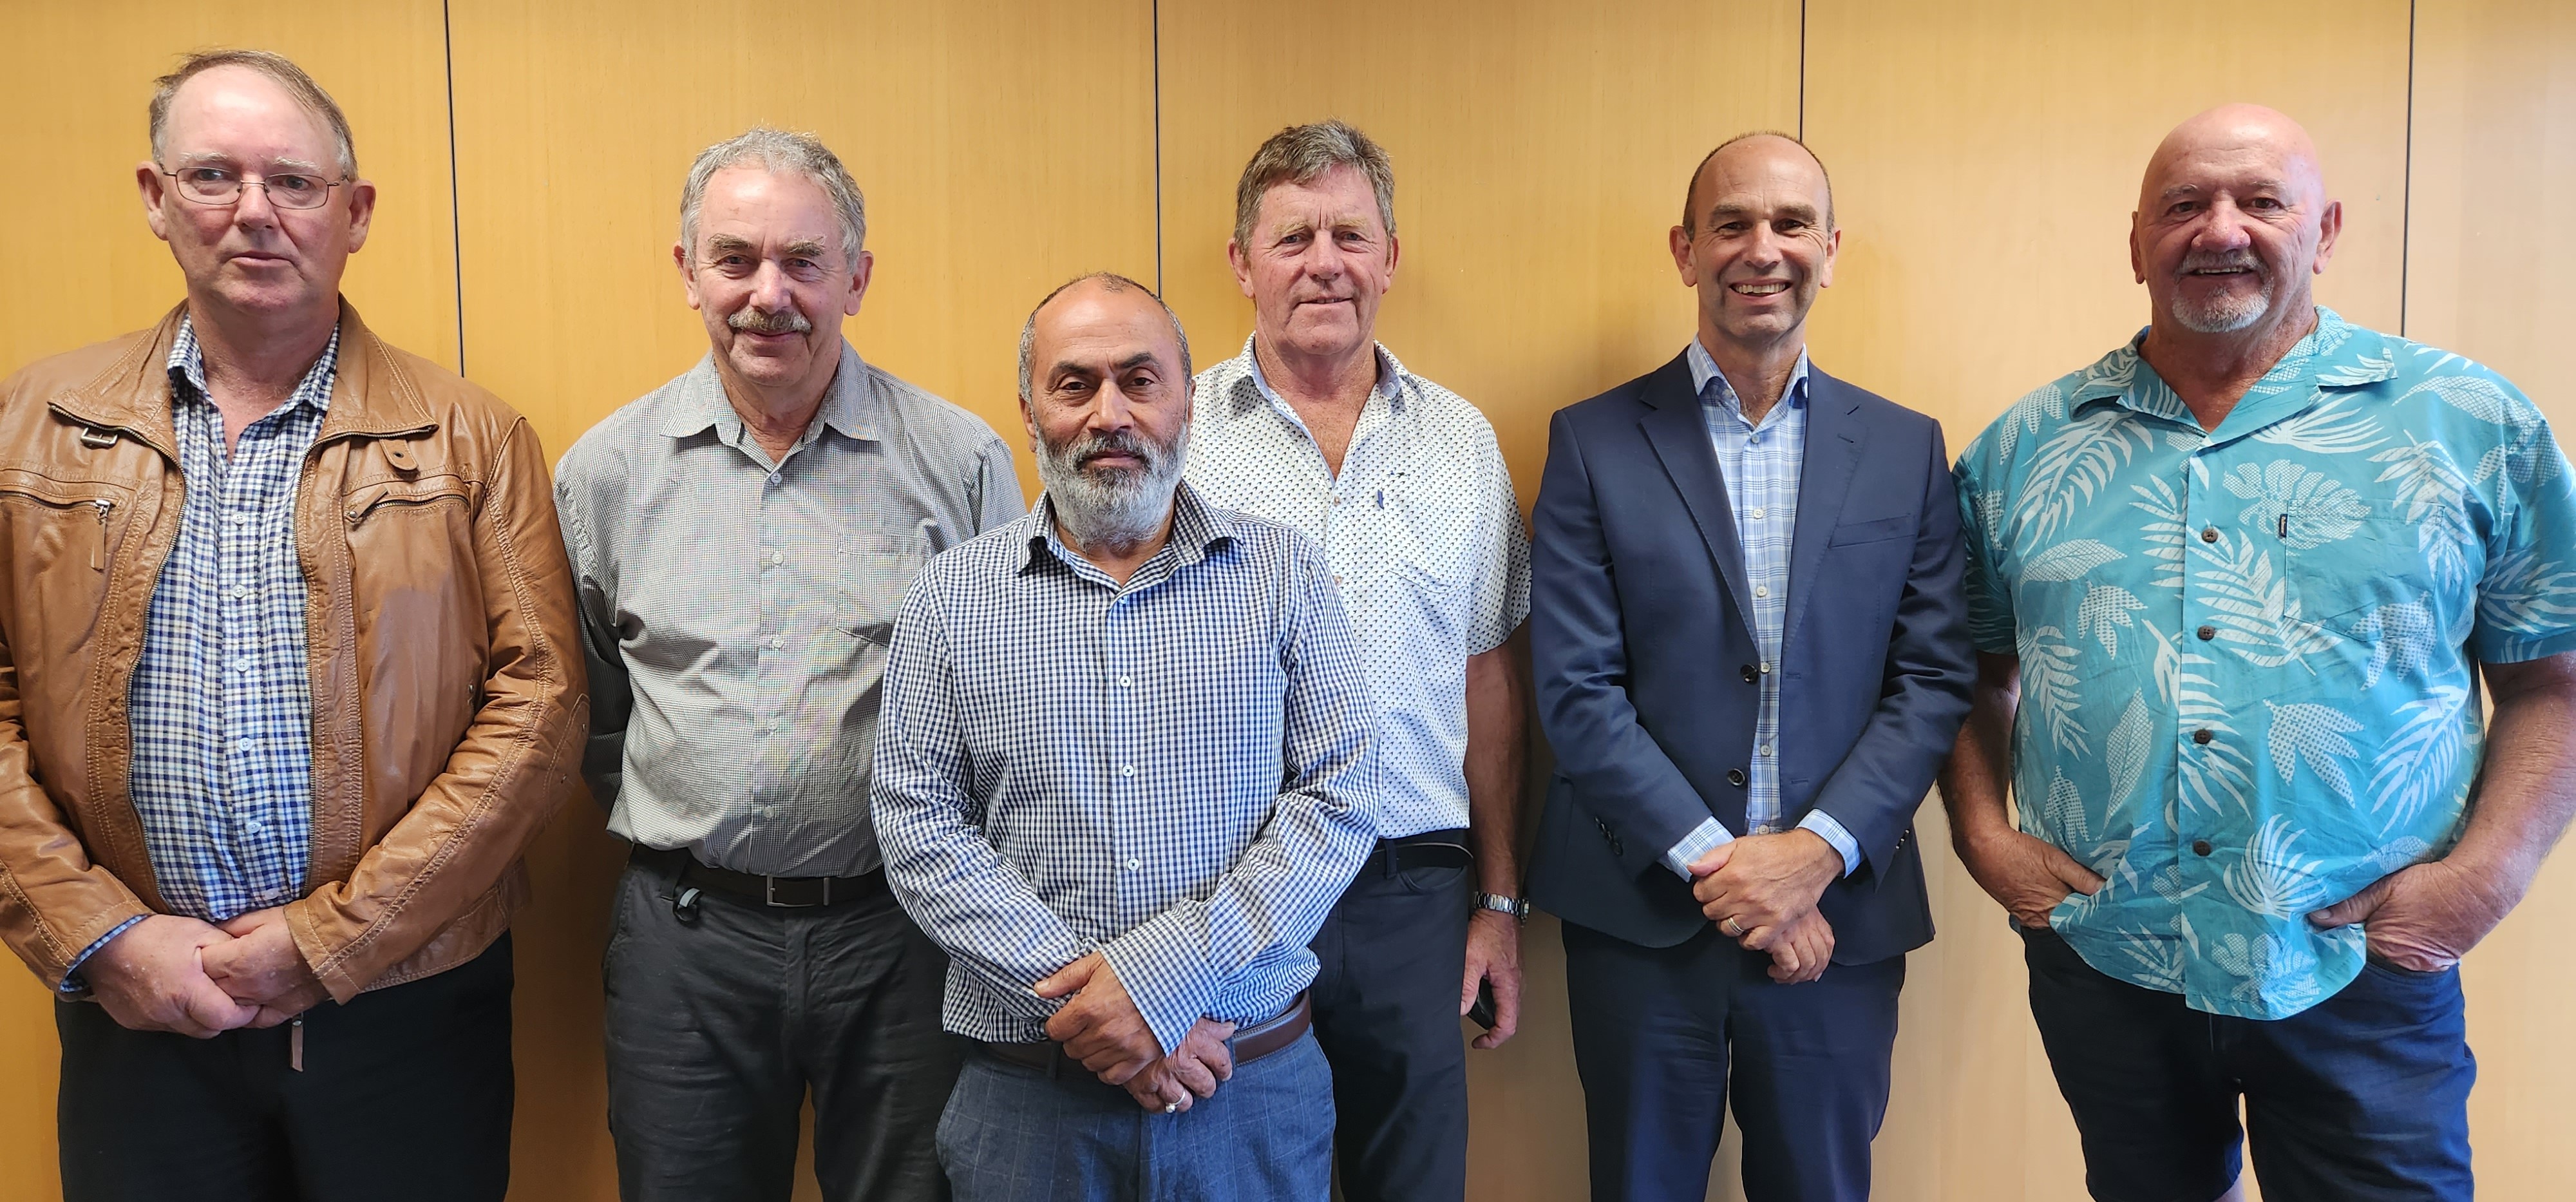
[1636,356,1759,646]
[1781,368,1866,653]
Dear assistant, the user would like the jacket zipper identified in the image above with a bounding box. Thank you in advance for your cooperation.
[345,490,464,530]
[91,499,113,570]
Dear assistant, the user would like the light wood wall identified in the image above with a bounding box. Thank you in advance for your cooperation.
[1,3,2569,1200]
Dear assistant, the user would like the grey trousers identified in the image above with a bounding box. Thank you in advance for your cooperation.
[936,1031,1336,1202]
[603,857,962,1202]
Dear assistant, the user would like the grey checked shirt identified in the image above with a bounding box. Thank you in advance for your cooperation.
[554,343,1019,877]
[1186,339,1530,839]
[871,484,1380,1055]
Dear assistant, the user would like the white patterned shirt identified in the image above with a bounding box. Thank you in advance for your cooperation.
[1662,340,1862,878]
[871,484,1380,1055]
[1185,338,1529,837]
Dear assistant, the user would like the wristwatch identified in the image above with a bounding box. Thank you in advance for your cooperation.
[1473,892,1531,924]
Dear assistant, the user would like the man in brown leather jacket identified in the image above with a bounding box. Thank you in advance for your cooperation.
[0,50,586,1202]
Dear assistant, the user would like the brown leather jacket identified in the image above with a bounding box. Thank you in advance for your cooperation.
[0,300,587,1001]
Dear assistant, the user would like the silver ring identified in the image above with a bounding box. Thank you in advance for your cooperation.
[1162,1102,1179,1114]
[1721,916,1746,938]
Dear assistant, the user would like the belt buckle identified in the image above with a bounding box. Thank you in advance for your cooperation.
[764,875,826,908]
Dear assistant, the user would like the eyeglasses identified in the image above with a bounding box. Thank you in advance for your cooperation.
[159,165,346,211]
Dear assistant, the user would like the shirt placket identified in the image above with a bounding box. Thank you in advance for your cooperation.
[1743,412,1785,834]
[2171,422,2233,1007]
[216,407,291,911]
[750,455,795,821]
[1103,582,1149,931]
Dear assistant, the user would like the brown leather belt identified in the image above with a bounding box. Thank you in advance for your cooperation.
[976,993,1311,1079]
[631,844,887,908]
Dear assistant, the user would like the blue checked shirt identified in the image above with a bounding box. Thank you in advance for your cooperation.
[871,483,1380,1055]
[1958,309,2576,1018]
[1662,339,1862,879]
[62,318,337,991]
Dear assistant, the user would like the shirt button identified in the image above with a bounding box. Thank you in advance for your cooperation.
[768,473,782,486]
[769,636,786,649]
[1117,676,1133,687]
[1119,765,1135,777]
[243,819,265,834]
[770,551,786,566]
[233,658,254,674]
[2193,729,2214,745]
[231,585,252,599]
[1125,857,1142,871]
[1759,744,1774,756]
[2197,625,2217,642]
[1759,662,1772,674]
[234,739,254,755]
[1750,506,1766,520]
[2201,527,2220,544]
[2192,839,2213,857]
[1333,575,1346,586]
[1754,585,1770,598]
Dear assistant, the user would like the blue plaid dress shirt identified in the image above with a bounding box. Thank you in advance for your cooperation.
[871,483,1381,1055]
[62,318,337,991]
[1661,339,1862,879]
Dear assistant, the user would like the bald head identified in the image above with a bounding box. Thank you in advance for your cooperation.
[2130,104,2341,339]
[1684,131,1835,236]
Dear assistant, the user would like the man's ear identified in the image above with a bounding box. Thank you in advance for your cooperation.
[844,249,875,317]
[675,242,703,312]
[138,162,172,243]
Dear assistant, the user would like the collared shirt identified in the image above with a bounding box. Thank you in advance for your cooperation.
[131,317,339,919]
[871,484,1379,1055]
[1662,340,1862,878]
[1185,338,1530,837]
[1956,307,2576,1019]
[554,343,1019,877]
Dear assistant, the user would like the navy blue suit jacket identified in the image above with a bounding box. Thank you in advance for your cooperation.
[1526,353,1975,962]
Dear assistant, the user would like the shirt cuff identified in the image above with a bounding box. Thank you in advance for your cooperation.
[1663,818,1734,879]
[1798,810,1864,877]
[58,915,147,996]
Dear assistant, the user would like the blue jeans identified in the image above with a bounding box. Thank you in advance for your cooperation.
[2023,924,2475,1202]
[937,1030,1334,1201]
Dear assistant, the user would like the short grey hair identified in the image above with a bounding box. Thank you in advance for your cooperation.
[1018,273,1192,401]
[1232,120,1396,251]
[1683,130,1835,234]
[679,128,868,269]
[149,49,357,178]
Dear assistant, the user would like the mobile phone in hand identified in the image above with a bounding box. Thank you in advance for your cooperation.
[1469,979,1498,1031]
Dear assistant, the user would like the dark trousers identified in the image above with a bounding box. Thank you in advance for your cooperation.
[2022,925,2476,1202]
[57,932,515,1202]
[1562,919,1903,1202]
[1307,836,1475,1202]
[938,1031,1336,1201]
[603,858,961,1202]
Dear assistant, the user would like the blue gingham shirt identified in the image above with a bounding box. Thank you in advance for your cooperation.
[871,484,1380,1054]
[64,318,337,991]
[1662,339,1861,879]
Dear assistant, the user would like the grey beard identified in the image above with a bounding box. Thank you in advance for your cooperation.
[2168,258,2273,334]
[1036,425,1189,551]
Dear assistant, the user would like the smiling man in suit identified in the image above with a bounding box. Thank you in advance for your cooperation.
[1527,131,1976,1202]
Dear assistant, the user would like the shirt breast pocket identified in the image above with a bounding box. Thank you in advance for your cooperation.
[835,529,931,647]
[2287,514,2472,685]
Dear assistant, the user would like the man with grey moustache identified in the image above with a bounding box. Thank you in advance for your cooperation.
[874,272,1379,1200]
[554,128,1019,1202]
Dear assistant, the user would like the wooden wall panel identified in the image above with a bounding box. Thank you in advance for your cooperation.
[1798,4,2412,1200]
[1154,5,1801,1197]
[2405,0,2576,1192]
[442,3,1155,1197]
[0,2,462,376]
[0,6,459,1197]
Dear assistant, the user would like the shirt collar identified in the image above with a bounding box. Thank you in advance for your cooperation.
[2084,307,2400,430]
[1240,335,1409,417]
[167,314,341,415]
[1018,480,1237,578]
[659,341,880,444]
[1686,336,1809,421]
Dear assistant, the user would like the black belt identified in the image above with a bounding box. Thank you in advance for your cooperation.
[1358,827,1473,875]
[631,844,887,908]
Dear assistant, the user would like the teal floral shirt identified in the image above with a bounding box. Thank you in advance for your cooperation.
[1956,309,2576,1019]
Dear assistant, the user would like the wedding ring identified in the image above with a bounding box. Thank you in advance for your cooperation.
[1722,916,1747,938]
[1163,1102,1179,1114]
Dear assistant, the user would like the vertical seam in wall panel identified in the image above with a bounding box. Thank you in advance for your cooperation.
[1151,0,1164,294]
[443,0,468,376]
[2399,0,2416,336]
[1797,0,1807,138]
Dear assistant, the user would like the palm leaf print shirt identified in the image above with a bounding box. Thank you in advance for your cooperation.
[1955,308,2576,1018]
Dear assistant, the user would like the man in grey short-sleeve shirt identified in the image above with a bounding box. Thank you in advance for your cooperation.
[554,128,1016,1202]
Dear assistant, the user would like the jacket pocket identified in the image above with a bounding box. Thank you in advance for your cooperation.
[1827,513,1914,546]
[343,475,476,529]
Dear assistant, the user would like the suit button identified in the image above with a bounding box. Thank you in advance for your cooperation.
[2193,729,2213,745]
[2201,526,2219,543]
[1610,839,1624,857]
[2197,625,2217,642]
[1740,664,1757,683]
[2192,839,2213,857]
[1727,768,1748,787]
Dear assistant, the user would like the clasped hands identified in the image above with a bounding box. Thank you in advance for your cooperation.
[1688,830,1845,985]
[82,907,328,1038]
[1035,952,1235,1114]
